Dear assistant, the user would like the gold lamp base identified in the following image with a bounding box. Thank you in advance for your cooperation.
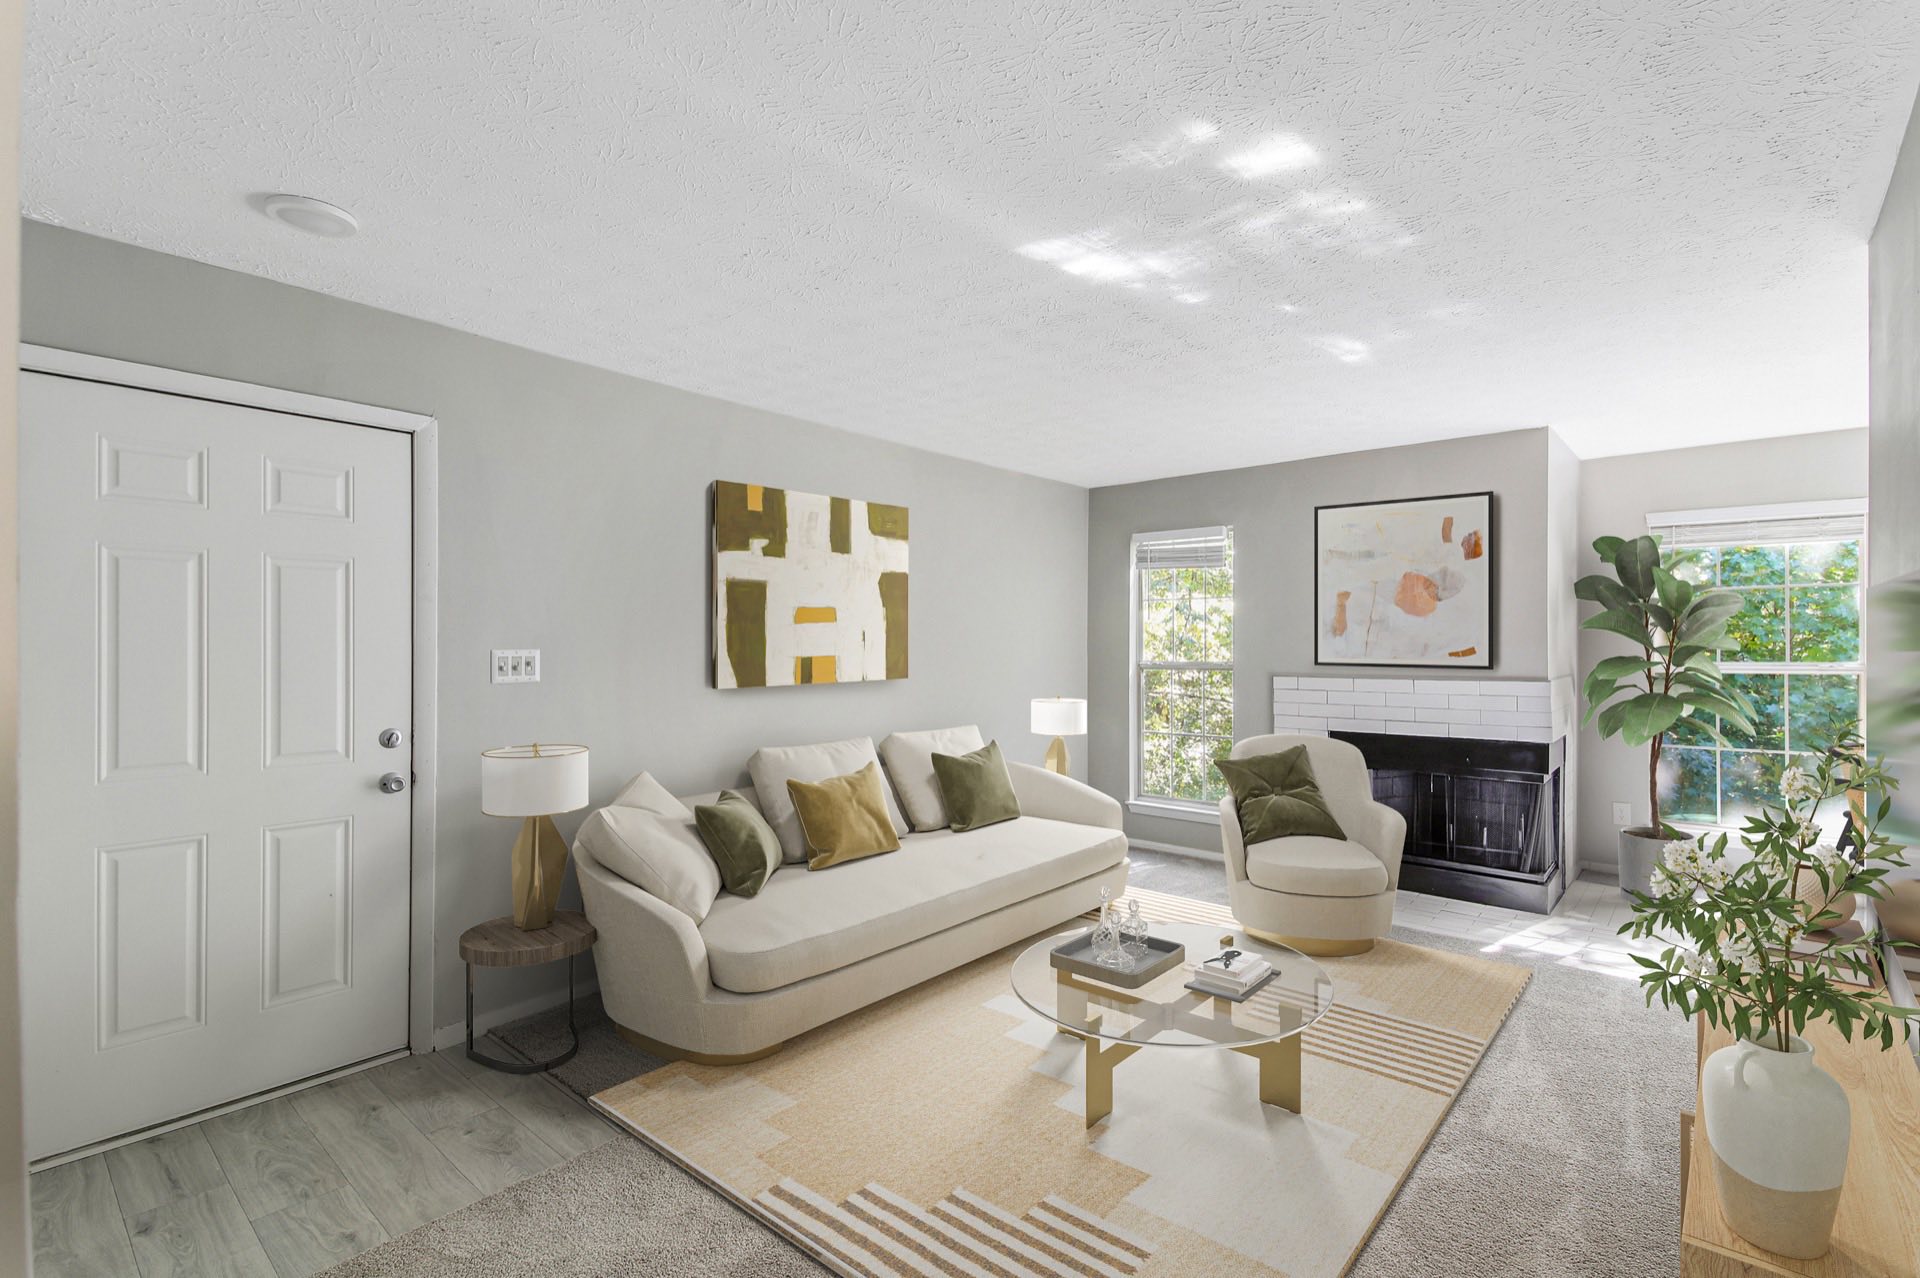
[1043,736,1070,774]
[511,814,568,930]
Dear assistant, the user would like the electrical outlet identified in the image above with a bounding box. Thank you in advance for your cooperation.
[491,649,541,684]
[1612,802,1632,826]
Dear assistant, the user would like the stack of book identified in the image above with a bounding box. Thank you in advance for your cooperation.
[1190,947,1272,997]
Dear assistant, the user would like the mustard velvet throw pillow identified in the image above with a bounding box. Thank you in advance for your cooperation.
[929,740,1021,833]
[693,790,783,897]
[1215,747,1348,846]
[786,762,903,870]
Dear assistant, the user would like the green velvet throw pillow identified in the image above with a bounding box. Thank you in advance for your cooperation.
[693,790,782,896]
[1215,747,1347,847]
[930,740,1022,833]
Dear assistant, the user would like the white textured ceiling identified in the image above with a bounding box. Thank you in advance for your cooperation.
[24,2,1920,486]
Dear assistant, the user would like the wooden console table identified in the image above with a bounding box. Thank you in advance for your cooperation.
[1680,1014,1920,1276]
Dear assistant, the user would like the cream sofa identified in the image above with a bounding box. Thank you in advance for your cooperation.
[575,758,1127,1062]
[1217,733,1406,956]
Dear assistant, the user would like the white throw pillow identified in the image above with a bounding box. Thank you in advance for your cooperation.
[575,804,721,923]
[747,736,909,863]
[878,725,986,831]
[608,770,692,818]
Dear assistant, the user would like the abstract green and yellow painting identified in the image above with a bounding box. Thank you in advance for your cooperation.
[712,481,908,688]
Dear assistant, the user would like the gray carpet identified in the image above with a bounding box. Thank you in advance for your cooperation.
[1350,925,1691,1277]
[328,855,1693,1276]
[494,994,662,1099]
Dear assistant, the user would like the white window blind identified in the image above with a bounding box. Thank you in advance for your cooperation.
[1648,500,1865,548]
[1133,526,1231,570]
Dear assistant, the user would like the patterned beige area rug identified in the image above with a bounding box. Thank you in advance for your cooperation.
[594,889,1529,1278]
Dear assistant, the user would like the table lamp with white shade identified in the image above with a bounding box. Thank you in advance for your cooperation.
[1030,697,1088,776]
[481,743,589,930]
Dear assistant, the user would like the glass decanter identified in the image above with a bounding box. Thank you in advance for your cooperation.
[1090,887,1124,967]
[1119,898,1150,961]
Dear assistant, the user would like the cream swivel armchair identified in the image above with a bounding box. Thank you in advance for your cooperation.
[1218,733,1406,956]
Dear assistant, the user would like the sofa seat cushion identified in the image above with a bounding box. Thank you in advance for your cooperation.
[1244,837,1389,898]
[699,816,1127,994]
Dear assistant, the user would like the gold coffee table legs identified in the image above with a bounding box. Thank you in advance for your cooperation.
[1233,1037,1302,1113]
[1083,1038,1142,1128]
[1074,1028,1302,1128]
[1052,967,1305,1128]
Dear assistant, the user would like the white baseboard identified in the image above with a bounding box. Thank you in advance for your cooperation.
[1128,838,1222,861]
[432,978,602,1052]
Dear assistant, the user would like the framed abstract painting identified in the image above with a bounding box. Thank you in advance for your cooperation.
[711,480,909,688]
[1314,492,1493,667]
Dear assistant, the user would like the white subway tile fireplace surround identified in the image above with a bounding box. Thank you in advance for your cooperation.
[1272,674,1574,743]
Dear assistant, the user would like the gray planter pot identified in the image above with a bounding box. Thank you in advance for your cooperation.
[1618,828,1666,897]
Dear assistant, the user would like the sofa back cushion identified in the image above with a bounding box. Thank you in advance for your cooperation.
[786,762,904,870]
[693,790,783,897]
[878,725,986,831]
[575,803,721,923]
[608,770,693,817]
[930,740,1021,833]
[748,736,908,862]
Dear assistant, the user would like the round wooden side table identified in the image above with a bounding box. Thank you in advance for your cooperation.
[458,910,596,1074]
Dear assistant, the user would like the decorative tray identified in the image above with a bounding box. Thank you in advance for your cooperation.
[1183,969,1278,1003]
[1049,932,1186,988]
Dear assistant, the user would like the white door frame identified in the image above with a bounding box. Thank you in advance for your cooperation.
[18,343,442,1056]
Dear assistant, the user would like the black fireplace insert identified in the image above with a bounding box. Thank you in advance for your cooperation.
[1331,730,1566,914]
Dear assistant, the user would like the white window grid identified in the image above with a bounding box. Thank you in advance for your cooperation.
[1661,536,1864,829]
[1129,528,1234,810]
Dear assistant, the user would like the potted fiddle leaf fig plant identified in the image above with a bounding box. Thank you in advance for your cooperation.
[1578,533,1756,894]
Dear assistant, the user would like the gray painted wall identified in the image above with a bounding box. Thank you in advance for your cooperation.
[1086,428,1554,853]
[1871,90,1920,587]
[20,222,1091,1040]
[1546,430,1582,868]
[0,7,28,1258]
[1869,86,1920,859]
[1574,430,1868,875]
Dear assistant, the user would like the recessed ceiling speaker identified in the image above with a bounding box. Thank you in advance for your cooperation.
[261,193,359,238]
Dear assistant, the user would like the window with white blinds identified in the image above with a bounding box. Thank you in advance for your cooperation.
[1132,526,1232,572]
[1648,499,1865,549]
[1130,527,1234,809]
[1645,500,1866,829]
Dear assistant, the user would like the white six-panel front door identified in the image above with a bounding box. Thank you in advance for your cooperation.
[20,371,414,1159]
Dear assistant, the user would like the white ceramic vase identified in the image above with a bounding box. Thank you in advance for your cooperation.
[1700,1033,1850,1259]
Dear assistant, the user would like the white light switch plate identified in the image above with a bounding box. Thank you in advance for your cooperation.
[491,649,541,683]
[1612,802,1632,825]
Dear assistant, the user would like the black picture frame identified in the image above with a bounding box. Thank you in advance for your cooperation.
[1312,491,1495,668]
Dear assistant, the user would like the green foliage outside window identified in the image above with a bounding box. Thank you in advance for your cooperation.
[1138,563,1233,804]
[1658,540,1863,827]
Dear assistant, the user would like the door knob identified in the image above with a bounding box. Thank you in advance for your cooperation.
[379,728,404,749]
[379,772,407,794]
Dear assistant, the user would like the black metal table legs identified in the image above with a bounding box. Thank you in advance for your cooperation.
[465,954,581,1074]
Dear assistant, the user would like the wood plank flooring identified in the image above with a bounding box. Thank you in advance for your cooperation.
[34,863,1641,1277]
[29,1047,618,1277]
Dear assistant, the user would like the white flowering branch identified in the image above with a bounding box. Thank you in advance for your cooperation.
[1622,741,1918,1052]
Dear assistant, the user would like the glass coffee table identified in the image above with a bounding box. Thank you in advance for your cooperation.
[1011,922,1335,1128]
